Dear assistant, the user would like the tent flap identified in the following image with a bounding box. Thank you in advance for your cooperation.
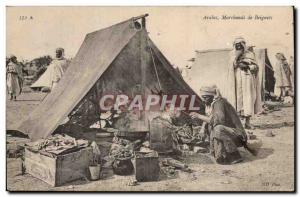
[17,19,139,140]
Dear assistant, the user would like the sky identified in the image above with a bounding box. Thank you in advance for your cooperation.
[6,6,294,68]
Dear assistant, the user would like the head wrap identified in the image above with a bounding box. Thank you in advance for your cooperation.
[233,37,247,50]
[233,37,246,45]
[55,47,65,59]
[276,53,286,60]
[200,85,217,97]
[8,54,16,60]
[56,47,64,53]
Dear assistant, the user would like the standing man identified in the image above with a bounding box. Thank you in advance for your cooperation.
[274,53,292,101]
[225,37,261,129]
[190,86,250,164]
[49,47,68,89]
[6,55,23,101]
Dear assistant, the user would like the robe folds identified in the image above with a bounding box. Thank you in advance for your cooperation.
[224,49,262,117]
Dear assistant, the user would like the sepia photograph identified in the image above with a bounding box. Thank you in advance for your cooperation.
[5,6,295,192]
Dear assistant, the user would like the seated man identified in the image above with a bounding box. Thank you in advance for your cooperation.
[190,86,249,164]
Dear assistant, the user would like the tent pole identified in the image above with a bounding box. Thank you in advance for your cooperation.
[132,14,149,22]
[142,17,146,29]
[140,30,147,124]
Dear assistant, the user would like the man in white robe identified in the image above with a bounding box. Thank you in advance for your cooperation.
[6,55,23,101]
[225,37,261,129]
[49,48,68,89]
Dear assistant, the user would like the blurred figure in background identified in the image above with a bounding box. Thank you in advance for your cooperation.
[49,47,68,89]
[274,53,293,101]
[6,55,23,101]
[289,56,294,92]
[6,57,10,67]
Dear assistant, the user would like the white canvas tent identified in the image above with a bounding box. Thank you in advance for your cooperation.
[16,15,202,141]
[184,48,275,102]
[30,66,53,90]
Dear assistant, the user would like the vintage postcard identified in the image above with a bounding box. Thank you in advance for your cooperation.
[6,6,295,192]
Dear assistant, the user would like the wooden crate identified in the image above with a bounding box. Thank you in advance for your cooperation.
[134,151,159,182]
[24,147,93,187]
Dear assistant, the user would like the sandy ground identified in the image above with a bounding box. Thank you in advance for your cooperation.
[6,91,295,192]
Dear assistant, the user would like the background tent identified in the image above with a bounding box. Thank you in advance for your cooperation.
[184,48,275,102]
[30,65,52,90]
[30,59,71,90]
[17,15,202,141]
